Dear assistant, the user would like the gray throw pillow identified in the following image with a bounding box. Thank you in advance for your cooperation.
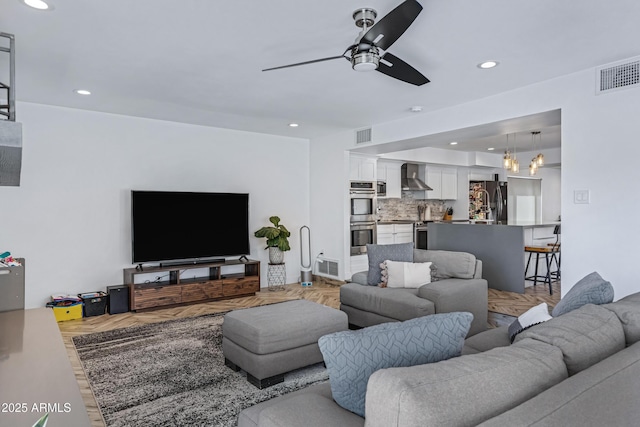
[318,312,472,417]
[551,271,614,317]
[366,242,413,286]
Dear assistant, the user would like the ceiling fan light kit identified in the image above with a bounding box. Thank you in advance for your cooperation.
[262,0,429,86]
[351,46,379,71]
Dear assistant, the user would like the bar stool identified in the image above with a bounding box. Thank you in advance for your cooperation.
[524,225,561,295]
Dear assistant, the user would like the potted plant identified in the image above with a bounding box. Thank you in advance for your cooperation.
[254,216,291,264]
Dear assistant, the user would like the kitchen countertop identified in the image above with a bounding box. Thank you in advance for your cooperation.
[377,220,417,224]
[435,221,561,227]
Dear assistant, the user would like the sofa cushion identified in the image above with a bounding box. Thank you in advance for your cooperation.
[603,291,640,346]
[340,282,435,321]
[514,303,625,376]
[318,312,472,417]
[462,325,511,355]
[508,302,553,343]
[366,243,414,286]
[477,341,640,427]
[413,249,477,279]
[365,338,567,427]
[382,260,432,288]
[551,271,614,317]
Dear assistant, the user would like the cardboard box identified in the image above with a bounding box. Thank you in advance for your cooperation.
[51,302,83,322]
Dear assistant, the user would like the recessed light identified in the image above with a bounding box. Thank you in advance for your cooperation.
[288,123,299,128]
[449,141,458,145]
[410,106,423,113]
[75,89,91,95]
[487,147,495,151]
[23,0,50,10]
[478,61,499,69]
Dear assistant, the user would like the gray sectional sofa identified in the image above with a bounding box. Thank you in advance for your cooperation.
[237,290,640,427]
[340,247,488,337]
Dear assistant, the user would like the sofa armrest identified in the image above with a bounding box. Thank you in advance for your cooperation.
[350,271,368,286]
[474,260,483,279]
[418,278,488,337]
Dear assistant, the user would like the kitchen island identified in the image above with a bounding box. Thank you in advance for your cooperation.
[428,222,560,293]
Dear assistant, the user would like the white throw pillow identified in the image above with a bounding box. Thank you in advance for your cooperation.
[508,302,553,342]
[385,260,433,288]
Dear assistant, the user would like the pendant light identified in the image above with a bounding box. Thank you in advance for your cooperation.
[511,133,519,173]
[535,131,545,166]
[529,132,538,176]
[503,134,512,170]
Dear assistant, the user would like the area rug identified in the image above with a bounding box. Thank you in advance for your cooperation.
[72,312,329,427]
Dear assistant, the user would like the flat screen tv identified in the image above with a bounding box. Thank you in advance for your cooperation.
[131,191,249,264]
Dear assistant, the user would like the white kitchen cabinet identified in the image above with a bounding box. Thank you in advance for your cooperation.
[425,167,458,200]
[377,160,402,198]
[350,155,376,181]
[377,223,414,245]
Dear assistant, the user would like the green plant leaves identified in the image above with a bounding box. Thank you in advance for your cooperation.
[254,216,291,251]
[32,413,49,427]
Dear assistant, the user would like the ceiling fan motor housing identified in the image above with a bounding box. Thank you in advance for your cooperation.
[352,46,379,71]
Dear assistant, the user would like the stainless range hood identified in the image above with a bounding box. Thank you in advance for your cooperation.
[401,163,432,191]
[0,33,21,187]
[0,121,22,186]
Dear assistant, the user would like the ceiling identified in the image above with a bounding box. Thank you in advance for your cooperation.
[1,0,640,148]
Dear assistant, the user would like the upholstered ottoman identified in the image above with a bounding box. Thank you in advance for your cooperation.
[222,299,348,388]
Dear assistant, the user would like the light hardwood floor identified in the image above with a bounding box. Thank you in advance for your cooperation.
[58,279,559,427]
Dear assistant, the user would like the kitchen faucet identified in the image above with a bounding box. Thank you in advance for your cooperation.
[474,189,492,220]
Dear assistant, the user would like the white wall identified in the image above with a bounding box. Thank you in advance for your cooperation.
[0,102,309,308]
[310,65,640,299]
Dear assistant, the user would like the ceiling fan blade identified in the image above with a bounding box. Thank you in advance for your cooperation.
[262,54,349,72]
[376,52,429,86]
[361,0,423,51]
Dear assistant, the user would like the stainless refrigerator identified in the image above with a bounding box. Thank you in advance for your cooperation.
[470,180,508,224]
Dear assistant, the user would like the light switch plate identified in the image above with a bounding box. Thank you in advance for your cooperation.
[574,189,590,204]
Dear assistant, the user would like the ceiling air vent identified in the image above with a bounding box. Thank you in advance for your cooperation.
[596,57,640,94]
[355,127,372,144]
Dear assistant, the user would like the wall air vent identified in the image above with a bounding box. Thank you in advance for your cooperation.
[355,127,372,144]
[596,57,640,94]
[316,256,340,279]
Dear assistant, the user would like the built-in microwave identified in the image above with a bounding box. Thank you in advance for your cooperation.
[376,181,386,197]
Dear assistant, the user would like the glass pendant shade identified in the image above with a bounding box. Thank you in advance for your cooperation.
[529,158,538,175]
[503,152,512,169]
[511,159,519,173]
[536,153,544,166]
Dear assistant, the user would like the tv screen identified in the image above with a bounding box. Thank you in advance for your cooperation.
[131,191,249,264]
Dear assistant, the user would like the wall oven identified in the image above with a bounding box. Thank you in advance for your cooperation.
[350,221,377,255]
[349,181,376,223]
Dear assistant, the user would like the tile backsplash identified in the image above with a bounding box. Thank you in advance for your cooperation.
[378,192,447,221]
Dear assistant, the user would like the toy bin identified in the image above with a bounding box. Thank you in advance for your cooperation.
[78,292,108,317]
[50,302,83,322]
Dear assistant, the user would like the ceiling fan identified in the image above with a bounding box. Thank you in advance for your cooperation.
[262,0,429,86]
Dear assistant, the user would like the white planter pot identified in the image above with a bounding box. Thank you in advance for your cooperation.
[268,247,284,264]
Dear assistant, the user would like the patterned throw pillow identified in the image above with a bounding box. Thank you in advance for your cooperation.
[366,243,414,286]
[551,272,614,317]
[318,312,473,417]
